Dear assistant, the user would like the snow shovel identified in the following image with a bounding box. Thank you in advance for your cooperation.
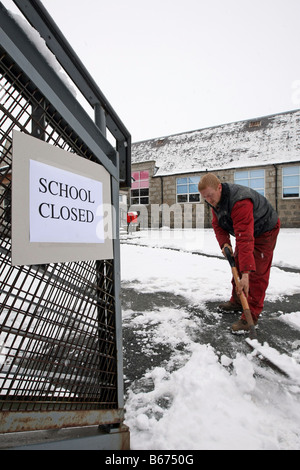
[224,247,257,340]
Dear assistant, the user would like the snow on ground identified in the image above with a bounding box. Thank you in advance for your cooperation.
[122,227,300,310]
[121,228,300,450]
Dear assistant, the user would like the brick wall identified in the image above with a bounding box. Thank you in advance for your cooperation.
[128,163,300,229]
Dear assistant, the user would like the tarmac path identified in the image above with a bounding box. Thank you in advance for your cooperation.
[121,273,300,391]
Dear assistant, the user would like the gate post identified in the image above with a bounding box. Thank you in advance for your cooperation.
[94,101,127,429]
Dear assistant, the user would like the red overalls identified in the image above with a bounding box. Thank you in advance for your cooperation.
[212,199,280,321]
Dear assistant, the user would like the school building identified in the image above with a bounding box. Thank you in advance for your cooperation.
[125,109,300,229]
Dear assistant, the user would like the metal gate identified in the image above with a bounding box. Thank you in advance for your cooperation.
[0,1,130,448]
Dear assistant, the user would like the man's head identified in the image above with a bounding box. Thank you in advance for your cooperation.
[198,173,222,208]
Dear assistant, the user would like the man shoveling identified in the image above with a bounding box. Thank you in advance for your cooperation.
[198,173,280,333]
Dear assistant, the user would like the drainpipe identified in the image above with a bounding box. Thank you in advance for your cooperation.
[273,164,278,212]
[160,176,164,228]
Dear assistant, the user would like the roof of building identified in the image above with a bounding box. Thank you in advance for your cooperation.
[132,109,300,176]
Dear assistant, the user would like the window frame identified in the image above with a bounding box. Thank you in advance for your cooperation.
[176,176,200,203]
[282,166,300,199]
[234,169,265,196]
[130,170,150,205]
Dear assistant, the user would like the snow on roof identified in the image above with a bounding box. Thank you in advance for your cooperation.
[132,109,300,176]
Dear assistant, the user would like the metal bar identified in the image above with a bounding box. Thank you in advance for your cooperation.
[111,168,125,409]
[94,103,107,137]
[94,99,124,410]
[0,408,124,434]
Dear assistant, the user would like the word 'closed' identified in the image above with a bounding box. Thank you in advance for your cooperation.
[29,160,104,244]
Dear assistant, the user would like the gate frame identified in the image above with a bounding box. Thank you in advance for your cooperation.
[0,0,130,449]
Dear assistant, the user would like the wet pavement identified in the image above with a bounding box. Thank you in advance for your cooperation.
[121,281,300,390]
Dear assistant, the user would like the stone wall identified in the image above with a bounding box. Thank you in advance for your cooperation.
[127,163,300,229]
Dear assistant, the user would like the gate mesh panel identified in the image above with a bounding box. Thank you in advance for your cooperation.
[0,47,117,412]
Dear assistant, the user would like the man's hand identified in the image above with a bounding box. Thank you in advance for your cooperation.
[222,243,250,297]
[222,243,233,258]
[237,273,249,297]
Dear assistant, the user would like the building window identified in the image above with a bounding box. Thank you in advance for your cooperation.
[131,170,149,204]
[249,120,262,128]
[234,169,265,196]
[176,176,200,203]
[282,166,300,198]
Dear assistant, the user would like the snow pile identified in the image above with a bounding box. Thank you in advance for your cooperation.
[125,343,300,450]
[279,311,300,331]
[246,339,300,385]
[121,228,300,450]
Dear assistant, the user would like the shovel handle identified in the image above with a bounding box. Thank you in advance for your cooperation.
[224,247,235,268]
[224,248,248,306]
[224,247,257,339]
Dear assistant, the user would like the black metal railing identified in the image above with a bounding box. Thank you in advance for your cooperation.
[0,47,118,413]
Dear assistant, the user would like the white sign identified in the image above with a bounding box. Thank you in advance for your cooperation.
[29,160,105,244]
[12,131,113,266]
